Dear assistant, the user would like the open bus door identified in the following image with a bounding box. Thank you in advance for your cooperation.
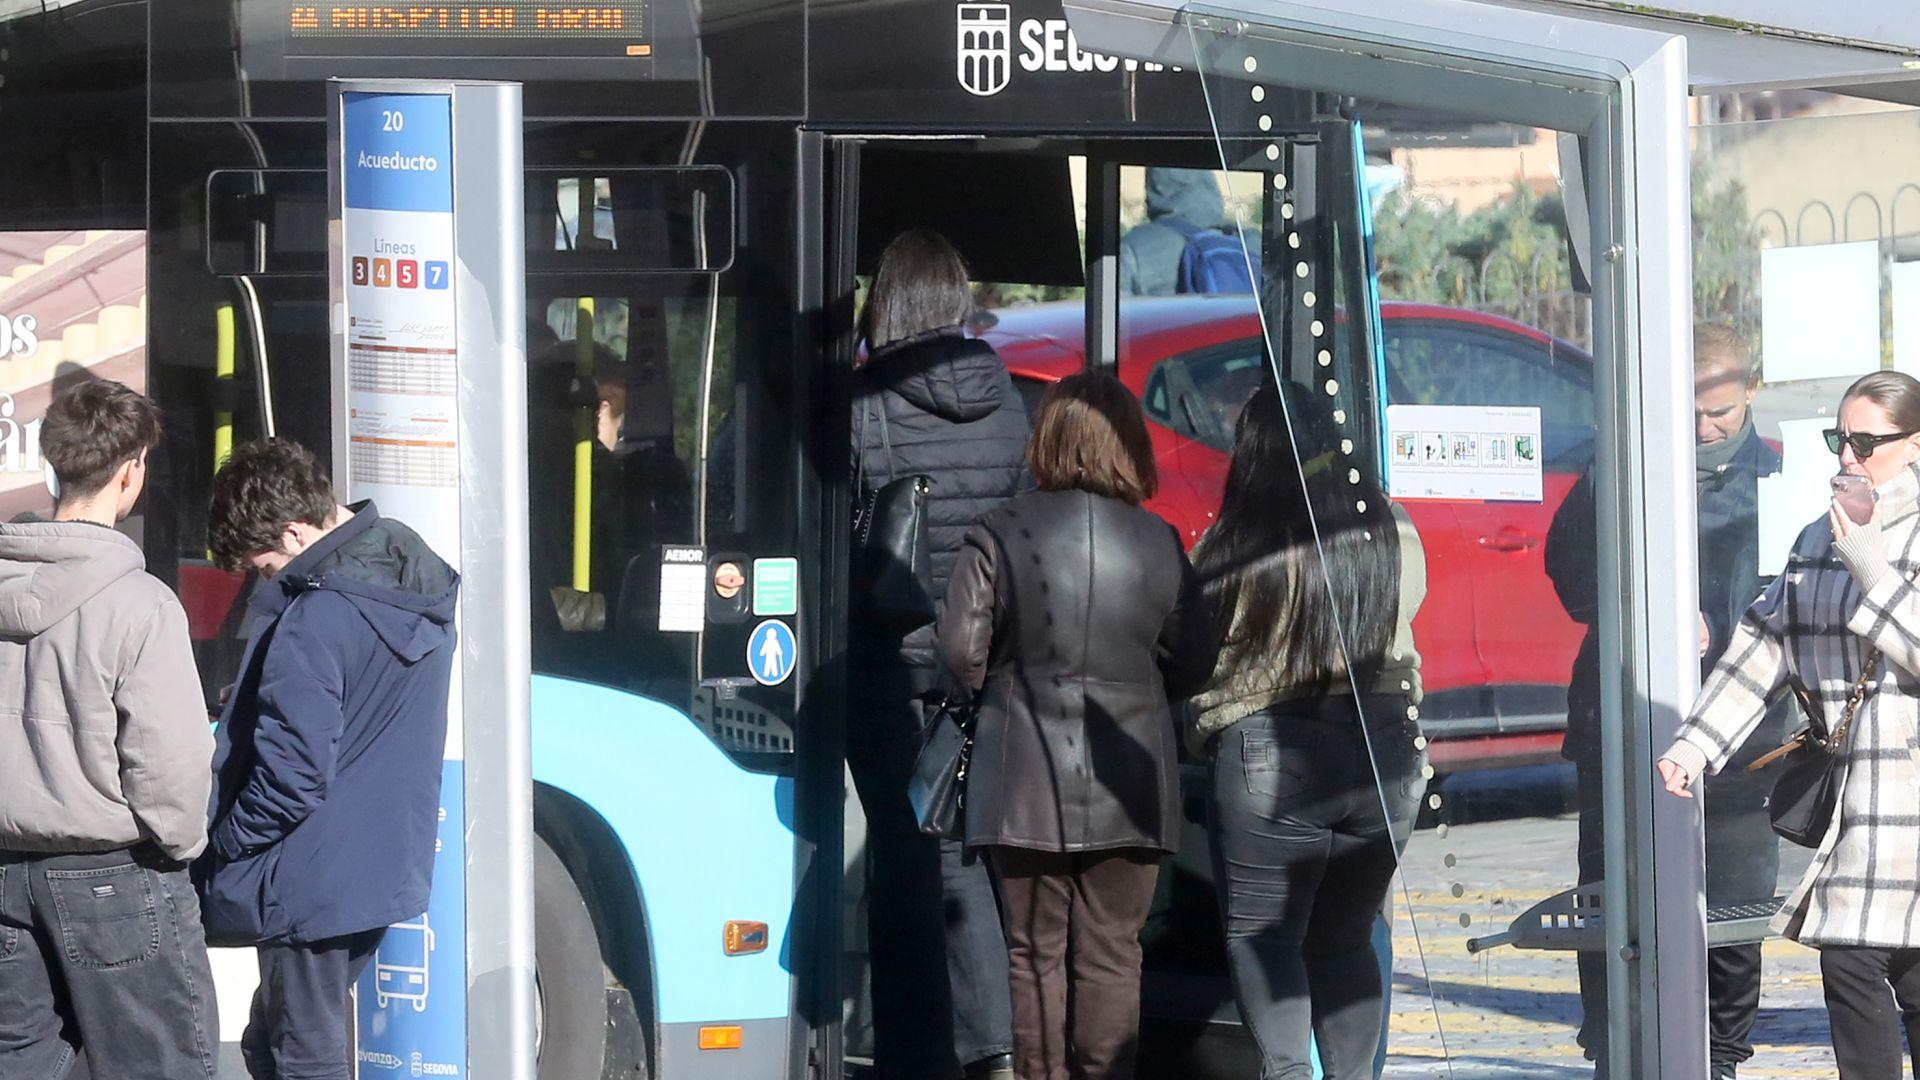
[823,127,1393,1076]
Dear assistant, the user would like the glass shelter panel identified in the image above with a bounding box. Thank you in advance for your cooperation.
[1182,19,1655,1076]
[1684,97,1920,1075]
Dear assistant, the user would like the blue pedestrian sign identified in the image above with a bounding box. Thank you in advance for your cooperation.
[748,619,797,686]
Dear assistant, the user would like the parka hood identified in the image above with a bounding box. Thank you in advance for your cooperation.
[0,522,145,636]
[862,327,1010,424]
[1145,167,1226,229]
[250,502,459,662]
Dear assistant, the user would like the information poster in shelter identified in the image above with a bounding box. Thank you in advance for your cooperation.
[1760,241,1880,385]
[0,230,146,522]
[1757,416,1841,576]
[1386,404,1544,502]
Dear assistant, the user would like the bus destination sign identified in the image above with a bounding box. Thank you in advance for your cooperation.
[240,0,700,82]
[288,2,652,56]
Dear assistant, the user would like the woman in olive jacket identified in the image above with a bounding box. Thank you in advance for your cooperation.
[938,372,1219,1080]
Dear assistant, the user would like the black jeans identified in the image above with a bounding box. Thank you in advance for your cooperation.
[848,683,1014,1077]
[242,928,385,1080]
[1819,945,1920,1079]
[1207,696,1427,1080]
[0,847,218,1080]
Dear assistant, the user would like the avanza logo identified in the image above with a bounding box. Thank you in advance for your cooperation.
[954,3,1175,97]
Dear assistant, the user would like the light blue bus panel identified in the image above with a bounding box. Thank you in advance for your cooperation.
[530,675,798,1025]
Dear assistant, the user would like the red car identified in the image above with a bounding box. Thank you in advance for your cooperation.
[984,298,1597,773]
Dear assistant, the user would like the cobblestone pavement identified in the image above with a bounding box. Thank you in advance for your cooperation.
[1383,813,1833,1079]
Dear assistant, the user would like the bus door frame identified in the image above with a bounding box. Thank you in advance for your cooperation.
[1065,2,1700,1073]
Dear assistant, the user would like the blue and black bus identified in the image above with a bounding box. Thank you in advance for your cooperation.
[11,0,1901,1077]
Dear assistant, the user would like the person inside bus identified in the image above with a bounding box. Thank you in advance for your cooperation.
[937,371,1218,1080]
[527,338,691,686]
[847,229,1029,1080]
[1659,370,1920,1080]
[1119,167,1227,296]
[1547,323,1784,1079]
[1186,382,1428,1080]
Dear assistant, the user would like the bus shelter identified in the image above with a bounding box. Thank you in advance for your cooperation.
[1058,2,1920,1074]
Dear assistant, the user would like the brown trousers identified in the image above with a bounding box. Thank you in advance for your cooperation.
[986,846,1162,1080]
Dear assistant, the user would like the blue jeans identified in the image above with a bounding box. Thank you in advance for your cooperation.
[0,847,219,1080]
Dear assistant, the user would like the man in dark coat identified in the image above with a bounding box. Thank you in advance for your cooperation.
[196,439,458,1080]
[1546,324,1783,1079]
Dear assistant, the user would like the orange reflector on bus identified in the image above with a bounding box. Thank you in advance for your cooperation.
[698,1025,743,1050]
[724,920,769,955]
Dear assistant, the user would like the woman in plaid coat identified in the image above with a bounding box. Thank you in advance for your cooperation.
[1659,371,1920,1078]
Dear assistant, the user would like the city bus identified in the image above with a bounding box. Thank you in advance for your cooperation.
[9,1,1920,1078]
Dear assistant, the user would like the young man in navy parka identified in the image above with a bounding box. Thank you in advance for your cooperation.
[196,439,459,1080]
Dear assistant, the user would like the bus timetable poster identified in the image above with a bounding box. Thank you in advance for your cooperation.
[341,88,471,1080]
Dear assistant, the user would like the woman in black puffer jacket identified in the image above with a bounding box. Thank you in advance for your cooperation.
[849,230,1029,1080]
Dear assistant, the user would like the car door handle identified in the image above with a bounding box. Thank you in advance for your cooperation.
[1478,531,1540,553]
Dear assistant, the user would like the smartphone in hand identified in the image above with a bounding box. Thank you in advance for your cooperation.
[1833,473,1877,525]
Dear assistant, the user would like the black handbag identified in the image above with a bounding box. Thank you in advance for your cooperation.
[1748,650,1880,848]
[854,395,937,633]
[908,693,977,839]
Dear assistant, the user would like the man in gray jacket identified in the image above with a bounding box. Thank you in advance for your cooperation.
[0,380,218,1079]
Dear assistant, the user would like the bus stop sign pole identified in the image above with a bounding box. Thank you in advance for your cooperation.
[327,78,535,1080]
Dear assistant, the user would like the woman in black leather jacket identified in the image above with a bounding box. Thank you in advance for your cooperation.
[938,372,1218,1080]
[848,230,1029,1080]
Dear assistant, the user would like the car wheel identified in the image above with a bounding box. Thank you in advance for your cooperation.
[536,834,609,1080]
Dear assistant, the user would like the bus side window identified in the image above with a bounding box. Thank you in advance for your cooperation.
[526,290,741,710]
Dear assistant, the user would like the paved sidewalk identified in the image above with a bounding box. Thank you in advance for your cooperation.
[1384,814,1832,1078]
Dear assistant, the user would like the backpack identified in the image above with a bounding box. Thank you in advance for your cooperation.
[1166,216,1259,295]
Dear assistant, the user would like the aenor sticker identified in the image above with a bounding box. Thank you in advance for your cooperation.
[659,545,706,632]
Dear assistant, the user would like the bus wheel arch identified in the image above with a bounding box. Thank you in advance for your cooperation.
[535,783,656,1079]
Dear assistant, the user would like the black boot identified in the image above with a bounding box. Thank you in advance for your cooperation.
[963,1052,1015,1080]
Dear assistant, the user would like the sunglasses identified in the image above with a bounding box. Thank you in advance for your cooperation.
[1826,428,1920,459]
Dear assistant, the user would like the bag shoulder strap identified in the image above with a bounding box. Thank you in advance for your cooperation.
[856,388,873,490]
[1829,648,1882,751]
[875,393,898,485]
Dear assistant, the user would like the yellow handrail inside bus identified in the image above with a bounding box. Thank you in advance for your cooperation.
[214,303,236,471]
[572,297,595,592]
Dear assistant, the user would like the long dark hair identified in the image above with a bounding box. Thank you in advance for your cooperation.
[1192,382,1402,695]
[861,230,974,350]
